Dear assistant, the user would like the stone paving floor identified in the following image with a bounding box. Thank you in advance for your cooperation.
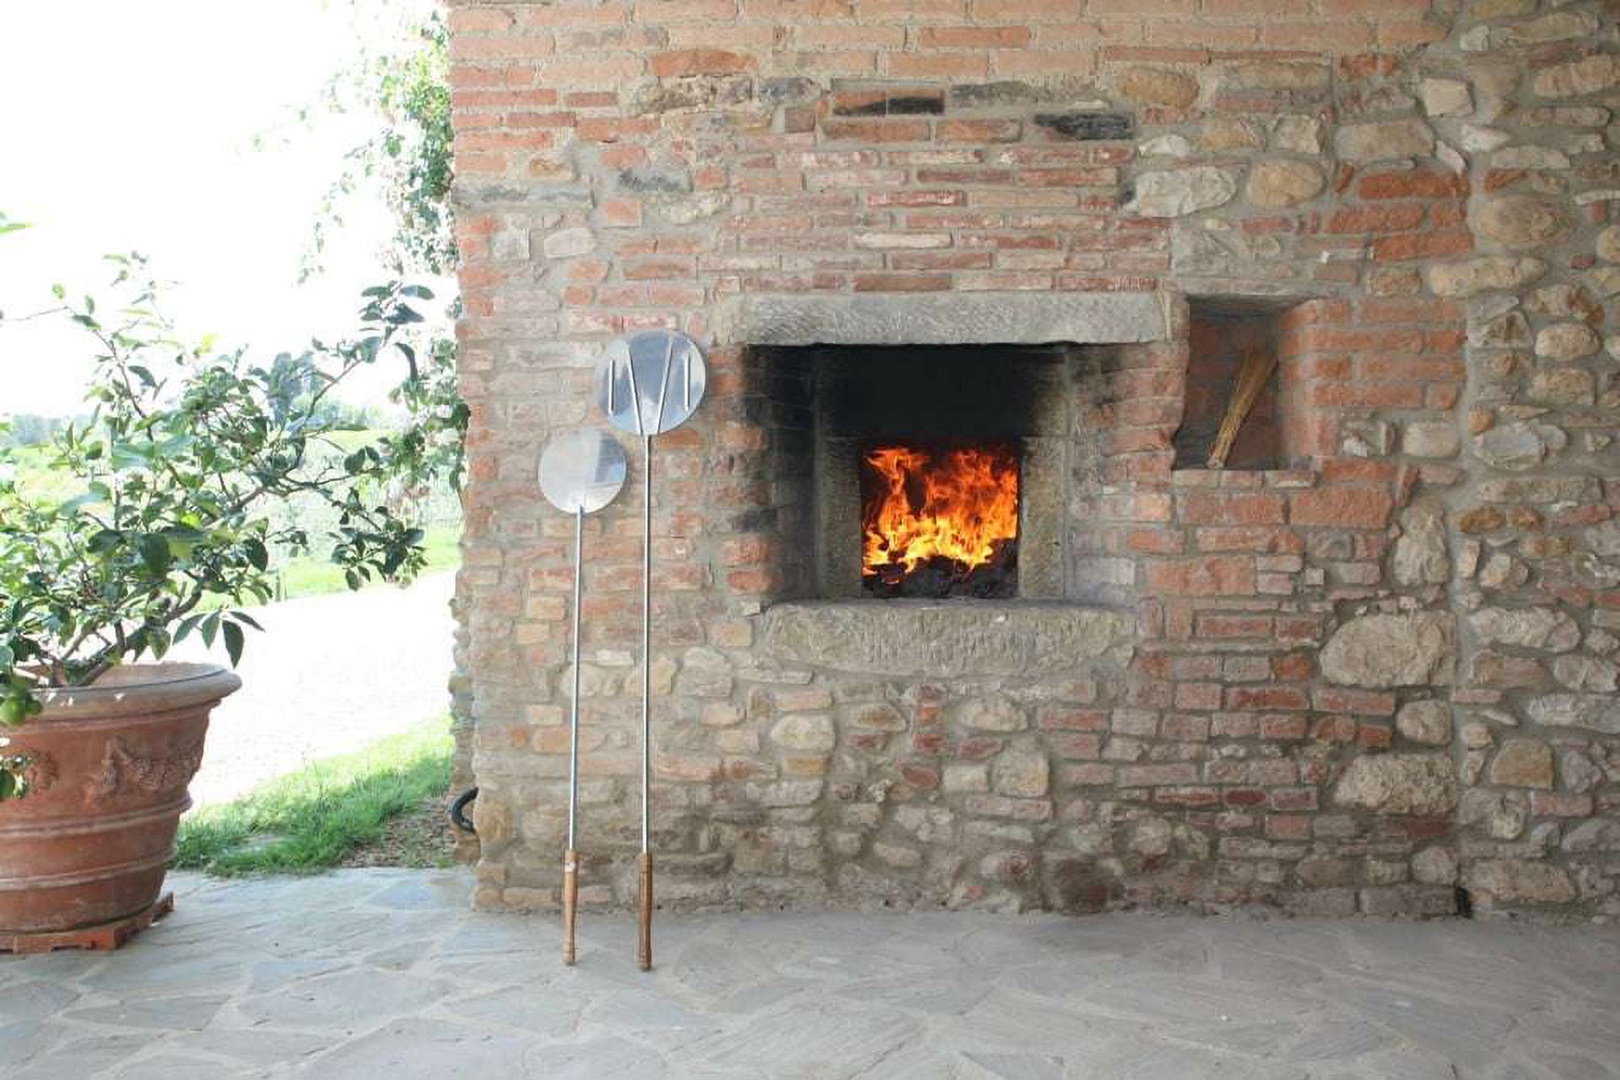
[3,870,1618,1079]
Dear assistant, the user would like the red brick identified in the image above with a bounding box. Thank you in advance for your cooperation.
[1300,382,1424,409]
[921,25,1032,47]
[1053,733,1104,759]
[1178,492,1287,526]
[853,273,952,292]
[650,49,755,76]
[1372,230,1474,261]
[821,118,933,142]
[1313,687,1396,716]
[1354,169,1470,200]
[1266,814,1312,840]
[600,198,643,227]
[1174,682,1224,710]
[1161,714,1211,741]
[1197,614,1273,638]
[1145,556,1257,596]
[1226,685,1310,711]
[1289,487,1393,529]
[1036,706,1108,731]
[938,119,1024,142]
[452,33,556,59]
[1157,786,1221,806]
[887,52,990,78]
[900,763,940,789]
[972,0,1080,17]
[1324,203,1426,234]
[796,24,906,47]
[1196,526,1302,554]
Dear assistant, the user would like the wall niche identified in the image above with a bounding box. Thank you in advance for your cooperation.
[1173,298,1296,472]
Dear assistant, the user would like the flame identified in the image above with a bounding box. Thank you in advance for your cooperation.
[862,444,1019,580]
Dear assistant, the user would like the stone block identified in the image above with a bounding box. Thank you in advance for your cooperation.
[1489,741,1556,794]
[1129,167,1238,218]
[1469,608,1580,653]
[952,697,1027,732]
[1115,67,1198,109]
[1475,196,1571,251]
[1245,159,1324,208]
[1425,257,1545,297]
[1464,859,1576,906]
[1333,754,1457,816]
[993,752,1050,799]
[1321,613,1454,688]
[770,713,837,753]
[1334,120,1434,163]
[1396,700,1451,746]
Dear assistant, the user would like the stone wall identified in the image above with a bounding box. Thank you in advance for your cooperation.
[447,0,1620,918]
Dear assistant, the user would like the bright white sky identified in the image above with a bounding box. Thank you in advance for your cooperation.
[0,0,428,417]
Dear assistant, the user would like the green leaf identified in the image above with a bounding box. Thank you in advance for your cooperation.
[109,441,149,471]
[138,534,172,575]
[245,537,269,571]
[56,492,104,515]
[223,622,245,668]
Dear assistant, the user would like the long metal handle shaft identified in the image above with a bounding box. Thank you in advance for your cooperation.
[641,434,652,854]
[569,507,584,850]
[639,434,654,971]
[564,507,585,965]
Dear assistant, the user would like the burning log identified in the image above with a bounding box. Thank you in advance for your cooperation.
[861,443,1020,599]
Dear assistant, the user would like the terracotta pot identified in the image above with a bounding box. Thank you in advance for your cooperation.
[0,663,240,934]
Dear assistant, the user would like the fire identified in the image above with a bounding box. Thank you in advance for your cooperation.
[861,444,1019,584]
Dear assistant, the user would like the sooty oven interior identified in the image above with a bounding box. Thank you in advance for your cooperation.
[754,344,1091,603]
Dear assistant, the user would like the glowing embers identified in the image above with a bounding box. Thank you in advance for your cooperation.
[860,442,1019,599]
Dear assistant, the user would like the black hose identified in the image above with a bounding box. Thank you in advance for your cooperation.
[448,786,478,834]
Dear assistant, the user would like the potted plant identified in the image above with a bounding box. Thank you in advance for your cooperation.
[0,249,463,940]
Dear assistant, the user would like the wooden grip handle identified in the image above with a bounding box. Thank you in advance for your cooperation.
[562,849,579,966]
[637,852,653,972]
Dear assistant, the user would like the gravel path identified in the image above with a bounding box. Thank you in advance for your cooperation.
[177,573,457,807]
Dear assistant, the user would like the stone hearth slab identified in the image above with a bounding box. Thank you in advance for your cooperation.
[760,600,1137,677]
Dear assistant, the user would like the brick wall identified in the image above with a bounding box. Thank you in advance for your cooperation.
[448,0,1620,919]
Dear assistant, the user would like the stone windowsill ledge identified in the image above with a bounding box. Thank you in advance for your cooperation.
[759,599,1138,678]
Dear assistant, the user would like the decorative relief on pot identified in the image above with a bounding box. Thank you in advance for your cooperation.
[2,750,60,799]
[23,753,60,796]
[87,738,205,806]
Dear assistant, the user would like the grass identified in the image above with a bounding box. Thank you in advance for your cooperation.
[174,718,454,876]
[272,520,461,601]
[5,443,75,501]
